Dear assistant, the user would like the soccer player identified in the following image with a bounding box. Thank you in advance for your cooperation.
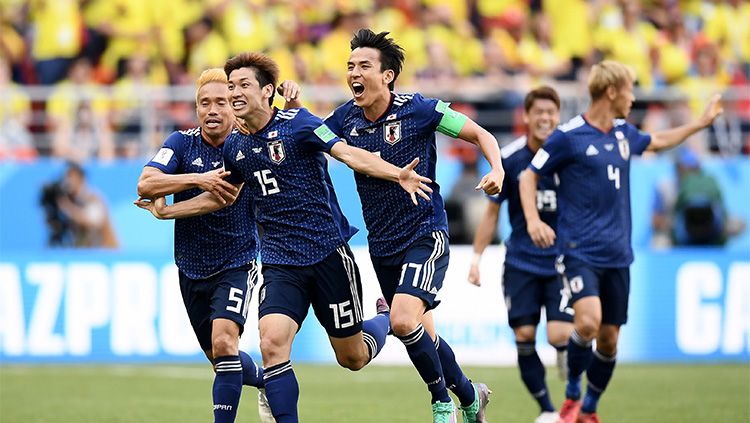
[467,86,573,423]
[135,68,299,423]
[323,29,504,423]
[519,60,722,423]
[141,52,432,423]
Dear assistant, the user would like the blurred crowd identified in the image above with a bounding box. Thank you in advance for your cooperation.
[1,0,749,161]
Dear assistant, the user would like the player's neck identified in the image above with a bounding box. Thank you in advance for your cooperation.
[202,127,232,147]
[241,107,274,134]
[362,92,392,122]
[585,101,616,133]
[527,135,544,153]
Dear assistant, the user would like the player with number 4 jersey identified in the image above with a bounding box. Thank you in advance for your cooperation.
[520,60,723,423]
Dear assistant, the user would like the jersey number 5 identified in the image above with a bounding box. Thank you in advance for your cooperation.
[253,170,280,196]
[607,164,621,190]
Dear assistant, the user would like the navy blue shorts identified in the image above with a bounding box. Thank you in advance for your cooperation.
[258,244,364,338]
[179,261,259,351]
[557,255,630,326]
[502,263,574,328]
[370,231,449,310]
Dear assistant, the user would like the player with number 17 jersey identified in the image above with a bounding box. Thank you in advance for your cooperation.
[325,92,449,258]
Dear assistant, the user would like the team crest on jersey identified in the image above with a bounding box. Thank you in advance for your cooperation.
[618,139,630,160]
[268,140,286,164]
[384,121,401,145]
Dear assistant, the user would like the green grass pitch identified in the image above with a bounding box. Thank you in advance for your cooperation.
[1,363,748,422]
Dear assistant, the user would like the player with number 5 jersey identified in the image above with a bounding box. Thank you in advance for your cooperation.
[520,60,723,423]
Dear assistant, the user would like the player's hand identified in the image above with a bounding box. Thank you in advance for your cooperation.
[398,157,433,205]
[475,168,504,195]
[468,263,481,286]
[277,80,301,103]
[700,93,723,128]
[134,196,168,219]
[196,168,236,204]
[527,218,556,249]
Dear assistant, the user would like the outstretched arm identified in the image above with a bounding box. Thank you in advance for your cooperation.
[137,166,237,204]
[648,94,723,152]
[467,200,500,286]
[456,119,504,195]
[134,183,242,219]
[519,169,556,249]
[329,142,433,205]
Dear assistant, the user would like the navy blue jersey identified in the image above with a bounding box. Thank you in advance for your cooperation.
[325,93,454,256]
[490,136,559,276]
[529,115,651,267]
[223,108,357,266]
[146,128,258,279]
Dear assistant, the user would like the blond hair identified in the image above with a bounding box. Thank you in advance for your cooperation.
[588,60,636,100]
[195,68,228,103]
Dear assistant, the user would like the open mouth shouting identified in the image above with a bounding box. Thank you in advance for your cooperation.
[351,82,365,98]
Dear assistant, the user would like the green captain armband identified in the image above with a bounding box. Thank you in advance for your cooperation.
[313,124,338,144]
[435,100,468,138]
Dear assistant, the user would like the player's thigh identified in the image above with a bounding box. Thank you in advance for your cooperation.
[396,231,450,311]
[599,267,630,326]
[513,325,538,343]
[211,318,241,355]
[560,256,603,324]
[370,254,403,306]
[502,264,544,329]
[546,321,574,346]
[596,324,621,355]
[309,245,364,339]
[179,271,213,351]
[210,262,259,336]
[328,332,369,370]
[258,263,311,329]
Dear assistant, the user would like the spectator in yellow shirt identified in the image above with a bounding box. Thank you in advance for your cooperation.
[29,0,82,84]
[47,58,114,161]
[0,57,35,160]
[185,17,230,79]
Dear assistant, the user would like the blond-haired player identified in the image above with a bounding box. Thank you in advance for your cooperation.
[520,60,722,423]
[136,68,299,423]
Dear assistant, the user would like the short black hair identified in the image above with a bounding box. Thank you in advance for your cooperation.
[224,52,279,106]
[523,86,561,112]
[350,29,405,90]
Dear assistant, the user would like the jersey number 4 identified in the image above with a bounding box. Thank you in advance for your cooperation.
[607,164,621,190]
[253,170,280,196]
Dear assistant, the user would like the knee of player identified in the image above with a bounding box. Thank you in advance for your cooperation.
[259,333,287,358]
[513,326,537,343]
[211,333,239,357]
[575,315,602,339]
[390,313,421,337]
[335,352,368,371]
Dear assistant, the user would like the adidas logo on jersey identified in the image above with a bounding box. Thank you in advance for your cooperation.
[191,157,203,167]
[236,150,245,161]
[585,145,599,156]
[350,127,359,136]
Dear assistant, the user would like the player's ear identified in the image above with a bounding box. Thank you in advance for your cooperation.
[383,69,394,86]
[606,84,618,101]
[263,84,274,99]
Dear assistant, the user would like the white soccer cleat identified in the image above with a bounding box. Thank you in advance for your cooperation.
[534,411,559,423]
[257,388,275,423]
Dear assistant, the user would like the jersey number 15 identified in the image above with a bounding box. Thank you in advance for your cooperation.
[253,170,280,196]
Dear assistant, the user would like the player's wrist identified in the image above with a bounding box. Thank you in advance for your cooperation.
[471,252,482,266]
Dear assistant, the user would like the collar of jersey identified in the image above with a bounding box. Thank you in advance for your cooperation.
[361,92,395,123]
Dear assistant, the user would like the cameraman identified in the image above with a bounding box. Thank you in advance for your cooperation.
[40,162,118,248]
